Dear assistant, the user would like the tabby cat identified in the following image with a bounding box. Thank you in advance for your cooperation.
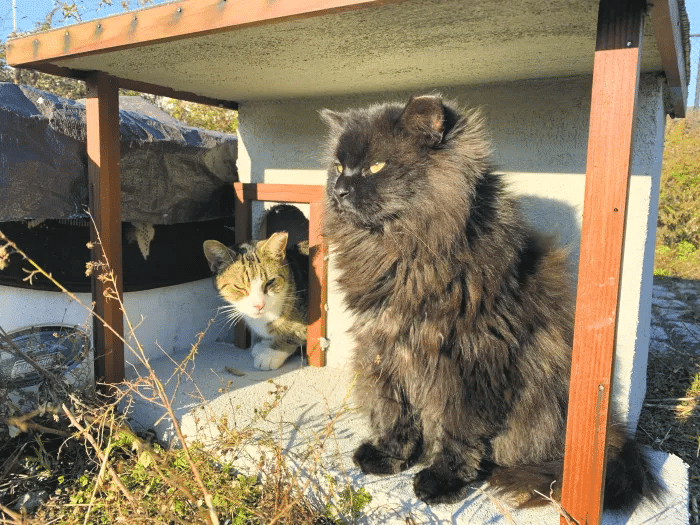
[203,231,308,370]
[321,95,660,508]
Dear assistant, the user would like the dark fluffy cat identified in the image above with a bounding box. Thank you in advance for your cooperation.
[320,95,660,509]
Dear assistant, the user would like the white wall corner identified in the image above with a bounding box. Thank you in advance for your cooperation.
[614,74,668,433]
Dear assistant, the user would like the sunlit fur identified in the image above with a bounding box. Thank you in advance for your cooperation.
[203,232,308,370]
[321,95,661,508]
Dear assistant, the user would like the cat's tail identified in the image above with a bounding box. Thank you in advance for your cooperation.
[488,430,663,511]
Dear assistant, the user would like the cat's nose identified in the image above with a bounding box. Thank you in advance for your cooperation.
[334,174,351,200]
[253,301,265,312]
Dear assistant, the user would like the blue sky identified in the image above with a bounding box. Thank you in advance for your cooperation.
[1,0,699,107]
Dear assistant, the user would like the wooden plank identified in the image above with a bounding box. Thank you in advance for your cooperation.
[85,72,125,385]
[307,202,327,366]
[651,0,687,118]
[560,1,644,523]
[2,62,238,109]
[6,0,387,67]
[240,184,326,204]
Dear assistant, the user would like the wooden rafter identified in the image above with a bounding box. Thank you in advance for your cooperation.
[560,0,645,523]
[21,62,238,109]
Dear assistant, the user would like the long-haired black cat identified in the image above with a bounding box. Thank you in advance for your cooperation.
[321,95,660,509]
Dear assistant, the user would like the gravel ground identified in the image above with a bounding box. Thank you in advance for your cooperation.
[638,275,700,523]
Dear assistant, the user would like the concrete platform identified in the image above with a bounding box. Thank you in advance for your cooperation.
[123,342,689,525]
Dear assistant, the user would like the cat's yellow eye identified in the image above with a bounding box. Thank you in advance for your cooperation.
[335,163,343,174]
[369,161,386,174]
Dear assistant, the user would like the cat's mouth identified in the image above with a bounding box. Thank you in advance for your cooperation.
[330,195,388,230]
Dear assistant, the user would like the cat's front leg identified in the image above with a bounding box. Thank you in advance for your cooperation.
[251,340,296,370]
[412,446,480,505]
[353,387,424,475]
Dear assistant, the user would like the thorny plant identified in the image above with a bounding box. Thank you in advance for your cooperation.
[0,226,372,525]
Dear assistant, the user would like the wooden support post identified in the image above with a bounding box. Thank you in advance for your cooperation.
[233,183,252,349]
[560,1,644,523]
[233,183,327,366]
[307,201,327,367]
[86,72,124,385]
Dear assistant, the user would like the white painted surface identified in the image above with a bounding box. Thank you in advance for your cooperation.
[237,74,667,431]
[0,278,230,369]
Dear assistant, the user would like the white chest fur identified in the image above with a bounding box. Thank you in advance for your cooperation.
[245,314,273,339]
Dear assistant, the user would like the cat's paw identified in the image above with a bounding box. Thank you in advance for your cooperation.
[251,342,291,370]
[352,442,408,475]
[413,466,471,505]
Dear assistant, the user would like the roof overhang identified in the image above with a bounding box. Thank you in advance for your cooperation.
[5,0,689,116]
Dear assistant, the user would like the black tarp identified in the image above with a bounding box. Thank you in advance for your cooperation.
[0,83,237,224]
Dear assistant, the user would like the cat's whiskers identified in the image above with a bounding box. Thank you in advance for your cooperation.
[217,304,246,330]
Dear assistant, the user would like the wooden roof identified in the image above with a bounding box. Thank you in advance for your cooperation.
[6,0,690,116]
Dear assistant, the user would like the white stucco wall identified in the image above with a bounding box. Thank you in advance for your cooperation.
[0,279,229,371]
[236,74,667,432]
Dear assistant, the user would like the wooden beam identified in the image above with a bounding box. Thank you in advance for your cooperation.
[651,0,687,118]
[236,184,325,204]
[560,1,644,523]
[86,72,125,385]
[6,0,387,67]
[233,183,327,366]
[14,62,238,109]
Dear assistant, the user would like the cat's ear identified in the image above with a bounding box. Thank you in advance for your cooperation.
[203,240,234,273]
[258,232,288,261]
[319,109,345,129]
[400,95,445,146]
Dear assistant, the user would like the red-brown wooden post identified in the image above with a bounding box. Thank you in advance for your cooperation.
[233,183,252,349]
[307,201,327,367]
[560,0,645,523]
[85,72,124,384]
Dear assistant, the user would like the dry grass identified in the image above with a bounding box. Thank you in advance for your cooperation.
[0,229,371,525]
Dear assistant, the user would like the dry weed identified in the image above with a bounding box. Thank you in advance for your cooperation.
[0,227,370,525]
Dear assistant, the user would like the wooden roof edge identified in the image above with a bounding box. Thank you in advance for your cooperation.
[17,62,238,109]
[651,0,689,118]
[5,0,385,68]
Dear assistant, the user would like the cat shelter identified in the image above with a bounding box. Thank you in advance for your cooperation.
[5,0,691,523]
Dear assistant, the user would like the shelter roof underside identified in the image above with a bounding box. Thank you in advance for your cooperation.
[6,0,686,106]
